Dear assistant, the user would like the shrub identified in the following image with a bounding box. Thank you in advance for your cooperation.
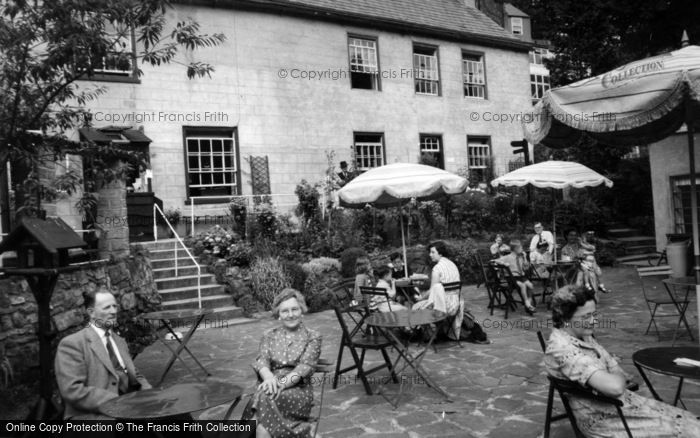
[301,258,343,313]
[249,256,291,310]
[339,247,367,278]
[295,180,322,226]
[253,202,277,239]
[225,241,253,267]
[186,225,239,258]
[302,257,341,276]
[228,198,247,238]
[446,239,479,285]
[282,261,307,292]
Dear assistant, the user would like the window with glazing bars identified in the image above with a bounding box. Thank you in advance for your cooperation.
[420,134,443,168]
[354,133,384,170]
[531,74,551,103]
[348,37,379,89]
[511,17,523,35]
[94,23,135,75]
[529,48,550,65]
[462,53,486,98]
[414,46,439,95]
[467,138,490,169]
[186,133,239,198]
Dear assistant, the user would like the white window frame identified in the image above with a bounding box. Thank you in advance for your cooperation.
[467,137,491,170]
[348,36,379,90]
[531,73,551,103]
[354,134,384,170]
[511,17,523,35]
[529,48,550,65]
[413,45,440,95]
[185,131,239,198]
[462,53,486,99]
[94,23,135,76]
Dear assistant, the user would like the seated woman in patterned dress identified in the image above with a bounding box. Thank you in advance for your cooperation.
[544,285,700,438]
[244,288,322,438]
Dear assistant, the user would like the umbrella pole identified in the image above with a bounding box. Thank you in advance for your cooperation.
[552,188,557,263]
[685,103,700,343]
[400,209,408,278]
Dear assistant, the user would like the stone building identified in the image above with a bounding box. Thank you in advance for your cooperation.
[65,0,533,227]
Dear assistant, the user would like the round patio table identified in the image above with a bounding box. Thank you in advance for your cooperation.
[633,346,700,408]
[99,381,243,420]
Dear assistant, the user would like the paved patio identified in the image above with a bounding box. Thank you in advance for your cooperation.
[135,266,700,438]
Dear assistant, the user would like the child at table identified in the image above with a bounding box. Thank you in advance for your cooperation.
[575,254,611,297]
[372,266,409,313]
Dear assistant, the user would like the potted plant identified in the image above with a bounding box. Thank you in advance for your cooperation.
[163,208,182,237]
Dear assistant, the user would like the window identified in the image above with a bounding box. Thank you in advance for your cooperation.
[348,36,379,90]
[94,25,134,75]
[529,48,550,65]
[671,175,700,234]
[511,17,523,35]
[467,136,491,183]
[413,45,440,95]
[184,127,240,201]
[531,74,551,103]
[462,53,486,98]
[419,134,444,168]
[354,133,384,170]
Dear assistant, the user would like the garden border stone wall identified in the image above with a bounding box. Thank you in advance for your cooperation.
[0,247,159,382]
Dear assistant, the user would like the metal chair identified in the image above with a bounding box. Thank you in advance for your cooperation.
[359,286,393,312]
[439,281,463,348]
[332,304,398,395]
[536,331,634,438]
[528,263,554,308]
[636,265,691,341]
[495,264,526,318]
[332,277,358,306]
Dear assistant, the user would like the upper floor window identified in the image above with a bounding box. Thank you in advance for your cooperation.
[413,45,440,95]
[184,127,240,201]
[354,133,384,170]
[462,52,486,99]
[348,36,379,90]
[529,48,551,65]
[531,74,551,104]
[419,134,443,168]
[511,17,523,35]
[95,25,135,75]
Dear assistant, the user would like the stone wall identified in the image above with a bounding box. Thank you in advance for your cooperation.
[0,246,160,383]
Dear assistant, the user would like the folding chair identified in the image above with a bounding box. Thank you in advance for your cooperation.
[481,261,504,315]
[332,277,358,306]
[636,266,692,341]
[536,331,634,438]
[439,281,463,348]
[360,286,393,312]
[332,304,398,395]
[528,264,554,308]
[474,249,494,288]
[496,264,526,318]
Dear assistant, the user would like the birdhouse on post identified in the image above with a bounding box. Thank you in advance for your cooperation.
[0,217,86,268]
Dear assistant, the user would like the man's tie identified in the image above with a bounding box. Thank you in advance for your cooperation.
[105,330,129,394]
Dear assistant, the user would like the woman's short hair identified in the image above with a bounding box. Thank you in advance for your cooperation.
[271,288,308,318]
[429,241,449,258]
[355,256,371,275]
[551,285,597,328]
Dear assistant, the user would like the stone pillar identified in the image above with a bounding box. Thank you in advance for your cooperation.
[97,178,129,258]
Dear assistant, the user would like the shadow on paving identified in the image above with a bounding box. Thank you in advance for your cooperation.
[134,266,700,437]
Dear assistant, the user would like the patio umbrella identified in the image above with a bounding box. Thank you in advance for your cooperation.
[490,160,613,261]
[522,41,700,339]
[337,163,468,276]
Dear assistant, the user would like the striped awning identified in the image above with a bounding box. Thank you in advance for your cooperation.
[523,45,700,147]
[490,161,613,190]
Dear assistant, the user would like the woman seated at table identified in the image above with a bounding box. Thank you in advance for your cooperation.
[353,256,374,304]
[244,288,322,438]
[495,240,537,314]
[490,234,510,258]
[370,265,410,312]
[562,229,610,293]
[529,240,553,278]
[545,285,700,438]
[413,241,464,339]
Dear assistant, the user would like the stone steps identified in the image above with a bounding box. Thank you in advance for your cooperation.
[132,240,252,324]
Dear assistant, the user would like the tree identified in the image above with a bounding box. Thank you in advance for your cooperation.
[0,0,226,229]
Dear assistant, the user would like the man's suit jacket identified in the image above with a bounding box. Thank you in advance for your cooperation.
[55,326,151,419]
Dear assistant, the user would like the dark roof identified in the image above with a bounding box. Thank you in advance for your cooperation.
[79,127,152,144]
[179,0,531,51]
[504,3,529,17]
[0,217,86,255]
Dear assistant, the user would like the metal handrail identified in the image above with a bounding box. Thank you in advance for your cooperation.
[153,203,202,309]
[187,194,298,237]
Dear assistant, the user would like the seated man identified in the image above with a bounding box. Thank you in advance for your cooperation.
[55,290,151,419]
[529,222,554,256]
[495,240,537,315]
[389,252,412,279]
